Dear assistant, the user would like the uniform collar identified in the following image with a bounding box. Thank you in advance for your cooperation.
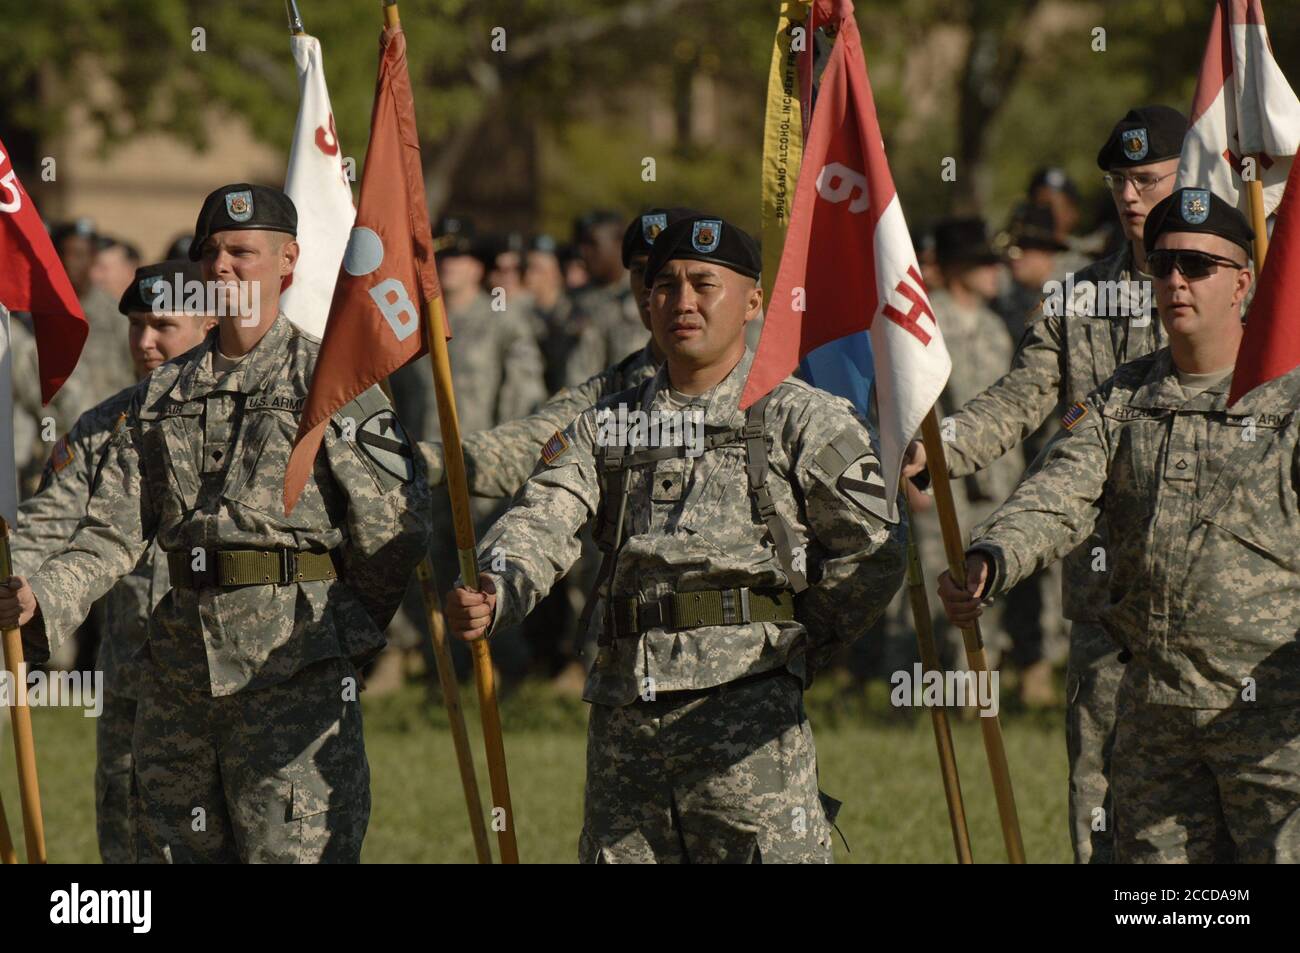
[173,313,293,401]
[1128,347,1299,415]
[649,346,754,426]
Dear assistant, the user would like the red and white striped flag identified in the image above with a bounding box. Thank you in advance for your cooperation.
[1176,0,1300,218]
[742,0,949,521]
[282,31,356,338]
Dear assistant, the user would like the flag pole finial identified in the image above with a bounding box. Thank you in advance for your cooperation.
[286,0,305,34]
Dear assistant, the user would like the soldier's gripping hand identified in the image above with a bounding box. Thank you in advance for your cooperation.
[901,439,927,478]
[936,553,992,627]
[0,576,39,629]
[445,576,497,642]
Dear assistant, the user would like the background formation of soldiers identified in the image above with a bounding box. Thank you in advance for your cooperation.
[1,97,1296,863]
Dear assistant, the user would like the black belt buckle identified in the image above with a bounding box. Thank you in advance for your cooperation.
[637,597,667,633]
[279,549,298,584]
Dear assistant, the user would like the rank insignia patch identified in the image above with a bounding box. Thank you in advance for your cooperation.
[1122,128,1149,161]
[1061,402,1089,430]
[691,219,722,253]
[50,437,74,474]
[540,430,569,465]
[225,189,254,222]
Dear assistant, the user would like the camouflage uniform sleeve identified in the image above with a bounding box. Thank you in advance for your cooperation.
[493,308,547,425]
[561,313,607,389]
[968,390,1111,598]
[445,364,617,499]
[792,403,908,667]
[943,305,1063,477]
[12,423,103,576]
[474,412,600,634]
[24,414,154,663]
[325,385,434,632]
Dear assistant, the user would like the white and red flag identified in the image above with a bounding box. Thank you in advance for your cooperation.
[282,31,356,337]
[283,24,444,514]
[1176,0,1300,218]
[742,0,949,521]
[0,137,89,522]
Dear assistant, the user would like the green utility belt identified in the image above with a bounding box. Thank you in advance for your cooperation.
[167,548,338,589]
[606,587,795,642]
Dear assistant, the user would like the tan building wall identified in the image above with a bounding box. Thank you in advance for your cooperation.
[51,104,283,261]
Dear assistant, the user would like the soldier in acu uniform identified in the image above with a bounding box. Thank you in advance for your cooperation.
[0,184,432,863]
[562,210,648,387]
[906,105,1188,863]
[12,259,217,864]
[447,214,906,862]
[940,189,1300,863]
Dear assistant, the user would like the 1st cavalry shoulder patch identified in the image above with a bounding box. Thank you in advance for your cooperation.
[1061,402,1089,430]
[540,430,570,465]
[50,436,75,474]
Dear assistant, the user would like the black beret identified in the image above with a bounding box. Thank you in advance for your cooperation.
[190,184,297,260]
[1096,106,1188,170]
[621,207,702,267]
[643,214,761,286]
[118,259,207,316]
[1143,187,1254,255]
[432,215,482,260]
[933,216,1000,267]
[1028,166,1079,201]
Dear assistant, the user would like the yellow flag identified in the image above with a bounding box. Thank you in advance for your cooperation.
[760,1,813,307]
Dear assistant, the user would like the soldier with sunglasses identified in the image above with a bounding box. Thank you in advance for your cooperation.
[903,105,1187,862]
[939,189,1300,863]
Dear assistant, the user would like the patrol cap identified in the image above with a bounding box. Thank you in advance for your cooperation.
[118,259,207,315]
[190,183,297,260]
[642,214,761,286]
[999,204,1069,253]
[1143,187,1254,255]
[1096,106,1187,170]
[933,217,1000,267]
[621,207,702,268]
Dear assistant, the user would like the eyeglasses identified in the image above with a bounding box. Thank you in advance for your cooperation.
[1146,249,1247,280]
[1103,170,1176,194]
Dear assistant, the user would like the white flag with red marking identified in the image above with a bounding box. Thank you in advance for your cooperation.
[742,0,949,522]
[1176,0,1300,218]
[282,33,355,338]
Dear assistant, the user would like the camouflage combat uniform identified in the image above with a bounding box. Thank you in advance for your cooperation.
[478,350,907,862]
[12,382,167,864]
[924,289,1023,669]
[970,352,1300,863]
[943,247,1164,862]
[22,315,431,863]
[6,309,89,496]
[561,282,647,388]
[72,286,137,417]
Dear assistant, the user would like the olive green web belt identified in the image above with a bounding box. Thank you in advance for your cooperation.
[605,587,795,643]
[166,548,339,589]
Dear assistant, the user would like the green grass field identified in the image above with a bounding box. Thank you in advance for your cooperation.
[1,677,1071,863]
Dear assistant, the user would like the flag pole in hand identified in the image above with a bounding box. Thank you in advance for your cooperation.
[0,517,46,863]
[381,0,519,866]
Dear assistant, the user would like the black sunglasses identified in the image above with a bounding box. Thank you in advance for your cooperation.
[1147,249,1246,280]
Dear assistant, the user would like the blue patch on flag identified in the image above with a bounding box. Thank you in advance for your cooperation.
[798,331,876,417]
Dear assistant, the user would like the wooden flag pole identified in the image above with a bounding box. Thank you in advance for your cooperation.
[378,375,492,864]
[901,498,973,863]
[0,517,46,863]
[1247,162,1269,272]
[418,291,519,864]
[389,0,519,860]
[918,410,1025,863]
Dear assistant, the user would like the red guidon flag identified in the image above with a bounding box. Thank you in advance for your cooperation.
[1176,0,1300,218]
[1229,155,1300,404]
[283,24,445,514]
[0,136,89,404]
[741,0,949,522]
